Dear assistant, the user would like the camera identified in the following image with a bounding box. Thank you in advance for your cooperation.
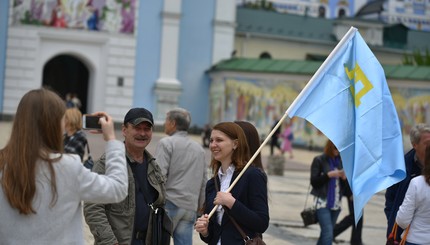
[83,115,102,130]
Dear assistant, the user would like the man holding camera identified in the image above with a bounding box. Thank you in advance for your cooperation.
[84,108,170,245]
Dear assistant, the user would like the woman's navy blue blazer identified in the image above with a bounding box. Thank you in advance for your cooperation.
[200,166,269,245]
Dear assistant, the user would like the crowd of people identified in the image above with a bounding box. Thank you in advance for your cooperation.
[1,87,430,245]
[0,88,269,245]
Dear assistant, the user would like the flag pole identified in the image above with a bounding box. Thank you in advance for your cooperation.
[207,26,358,219]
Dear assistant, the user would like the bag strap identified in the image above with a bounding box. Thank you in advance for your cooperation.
[390,222,398,241]
[86,142,91,155]
[399,224,410,245]
[225,209,251,242]
[304,184,318,209]
[214,176,252,243]
[138,157,160,211]
[304,184,311,209]
[390,222,410,245]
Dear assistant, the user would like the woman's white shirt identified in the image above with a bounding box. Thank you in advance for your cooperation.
[396,175,430,244]
[216,164,235,245]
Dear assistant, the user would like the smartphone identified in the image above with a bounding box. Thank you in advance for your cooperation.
[83,115,102,130]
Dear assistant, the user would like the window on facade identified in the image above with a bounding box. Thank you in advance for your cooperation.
[259,52,272,59]
[338,8,346,18]
[305,54,327,61]
[318,6,326,18]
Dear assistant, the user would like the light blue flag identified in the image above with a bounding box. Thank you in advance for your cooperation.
[287,27,406,222]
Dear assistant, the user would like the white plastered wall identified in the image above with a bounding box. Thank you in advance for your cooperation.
[4,24,137,122]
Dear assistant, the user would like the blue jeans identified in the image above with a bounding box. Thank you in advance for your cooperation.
[316,207,341,245]
[165,200,197,245]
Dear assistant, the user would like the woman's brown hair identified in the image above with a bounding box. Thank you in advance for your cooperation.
[323,140,338,158]
[234,120,264,171]
[210,122,250,178]
[0,88,66,214]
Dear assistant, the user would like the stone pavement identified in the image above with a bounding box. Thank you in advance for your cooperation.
[0,121,388,244]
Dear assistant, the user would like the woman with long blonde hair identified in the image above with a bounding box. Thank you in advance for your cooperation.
[64,107,87,161]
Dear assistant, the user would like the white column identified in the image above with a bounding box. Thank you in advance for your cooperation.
[158,0,181,85]
[154,0,182,123]
[212,0,236,64]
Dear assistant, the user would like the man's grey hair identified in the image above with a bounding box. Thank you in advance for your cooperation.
[167,108,191,131]
[410,123,430,145]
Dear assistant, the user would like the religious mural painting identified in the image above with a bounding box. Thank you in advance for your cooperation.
[211,77,430,150]
[210,77,329,149]
[391,86,430,148]
[13,0,136,34]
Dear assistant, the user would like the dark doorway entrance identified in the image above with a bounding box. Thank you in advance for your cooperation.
[42,55,89,114]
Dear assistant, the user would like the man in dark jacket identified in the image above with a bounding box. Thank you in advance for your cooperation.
[384,123,430,239]
[84,108,171,245]
[270,115,282,155]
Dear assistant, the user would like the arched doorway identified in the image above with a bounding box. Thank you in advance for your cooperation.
[318,6,326,18]
[42,55,89,113]
[338,8,346,18]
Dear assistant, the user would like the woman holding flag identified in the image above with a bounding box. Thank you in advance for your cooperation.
[310,140,346,245]
[194,122,269,244]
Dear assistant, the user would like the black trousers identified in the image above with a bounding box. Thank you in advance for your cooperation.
[333,197,363,245]
[270,137,281,155]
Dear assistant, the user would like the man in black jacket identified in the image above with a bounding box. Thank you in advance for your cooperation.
[270,115,282,155]
[384,123,430,239]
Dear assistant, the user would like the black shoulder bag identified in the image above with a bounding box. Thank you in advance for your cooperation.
[300,184,318,227]
[149,203,172,245]
[140,175,173,245]
[83,143,94,170]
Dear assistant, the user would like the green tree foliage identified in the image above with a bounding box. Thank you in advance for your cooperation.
[244,0,276,11]
[403,49,430,66]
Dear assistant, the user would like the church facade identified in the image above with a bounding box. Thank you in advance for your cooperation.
[0,0,236,126]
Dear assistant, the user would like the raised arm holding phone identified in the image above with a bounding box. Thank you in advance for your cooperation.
[0,88,128,244]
